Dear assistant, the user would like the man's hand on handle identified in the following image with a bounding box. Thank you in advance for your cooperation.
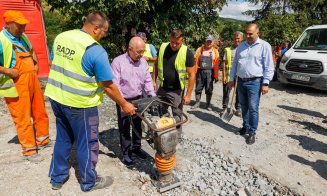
[121,102,136,115]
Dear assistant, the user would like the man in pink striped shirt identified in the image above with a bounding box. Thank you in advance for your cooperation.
[111,36,156,166]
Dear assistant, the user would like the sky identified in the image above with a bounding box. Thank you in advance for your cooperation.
[218,0,262,21]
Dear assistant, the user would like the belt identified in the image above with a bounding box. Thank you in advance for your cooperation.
[125,95,142,101]
[238,77,262,82]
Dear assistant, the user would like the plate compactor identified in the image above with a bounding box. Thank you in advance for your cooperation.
[130,97,188,193]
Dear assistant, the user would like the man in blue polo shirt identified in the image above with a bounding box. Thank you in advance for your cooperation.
[46,11,136,192]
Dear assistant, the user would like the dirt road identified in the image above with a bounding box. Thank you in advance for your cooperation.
[0,80,326,195]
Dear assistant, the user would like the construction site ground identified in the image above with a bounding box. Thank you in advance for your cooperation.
[0,79,326,196]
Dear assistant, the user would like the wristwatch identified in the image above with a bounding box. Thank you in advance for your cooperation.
[262,83,269,86]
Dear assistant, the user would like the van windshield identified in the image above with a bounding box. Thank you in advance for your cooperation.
[294,28,327,50]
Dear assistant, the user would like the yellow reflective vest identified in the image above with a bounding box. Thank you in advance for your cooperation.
[44,29,103,108]
[157,42,188,90]
[224,47,232,83]
[0,31,29,97]
[144,44,154,73]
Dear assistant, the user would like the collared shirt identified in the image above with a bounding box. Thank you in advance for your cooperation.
[229,38,274,84]
[0,28,31,68]
[111,52,155,99]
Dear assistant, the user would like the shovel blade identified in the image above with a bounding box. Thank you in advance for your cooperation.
[221,108,235,122]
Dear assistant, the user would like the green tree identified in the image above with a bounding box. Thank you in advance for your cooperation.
[243,0,327,45]
[45,0,226,57]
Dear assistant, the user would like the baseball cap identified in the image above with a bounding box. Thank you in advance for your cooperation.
[206,34,214,41]
[136,32,147,40]
[3,10,29,24]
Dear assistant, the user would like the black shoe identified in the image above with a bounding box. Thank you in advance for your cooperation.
[235,109,242,117]
[90,176,114,191]
[246,135,255,145]
[51,176,69,190]
[132,149,147,160]
[235,127,246,135]
[123,155,134,166]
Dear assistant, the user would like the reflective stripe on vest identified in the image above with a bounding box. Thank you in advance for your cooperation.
[157,42,188,90]
[0,31,20,97]
[44,29,103,108]
[144,44,154,72]
[224,47,232,83]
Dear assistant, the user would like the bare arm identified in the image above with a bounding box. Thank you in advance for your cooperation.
[222,60,227,84]
[0,65,18,78]
[101,80,136,115]
[152,59,158,90]
[31,49,39,73]
[183,66,196,105]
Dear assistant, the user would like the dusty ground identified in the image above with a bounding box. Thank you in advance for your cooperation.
[0,78,326,196]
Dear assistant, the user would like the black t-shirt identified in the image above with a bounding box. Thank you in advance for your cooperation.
[160,45,194,90]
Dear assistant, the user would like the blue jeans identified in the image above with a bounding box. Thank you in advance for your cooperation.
[49,99,99,192]
[237,78,262,135]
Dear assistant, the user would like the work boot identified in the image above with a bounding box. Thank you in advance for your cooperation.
[191,94,201,109]
[38,140,53,151]
[205,95,212,111]
[90,176,114,191]
[23,153,44,163]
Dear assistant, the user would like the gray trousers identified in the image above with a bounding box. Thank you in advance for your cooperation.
[195,69,214,96]
[156,87,184,142]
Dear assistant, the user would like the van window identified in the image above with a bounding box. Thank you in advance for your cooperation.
[294,29,327,50]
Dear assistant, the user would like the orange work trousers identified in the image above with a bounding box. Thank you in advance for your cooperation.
[5,47,49,156]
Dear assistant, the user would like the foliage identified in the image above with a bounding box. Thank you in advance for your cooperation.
[42,3,66,50]
[44,0,227,57]
[243,0,327,45]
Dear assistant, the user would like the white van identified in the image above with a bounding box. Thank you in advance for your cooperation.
[278,24,327,91]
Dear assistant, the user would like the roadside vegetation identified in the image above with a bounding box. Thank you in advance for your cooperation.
[43,0,327,57]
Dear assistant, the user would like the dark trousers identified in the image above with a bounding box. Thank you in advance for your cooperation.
[195,69,214,96]
[116,100,142,157]
[222,83,240,109]
[49,99,99,192]
[156,87,184,141]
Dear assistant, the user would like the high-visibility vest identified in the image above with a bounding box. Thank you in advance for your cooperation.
[0,31,31,97]
[157,42,188,90]
[224,47,232,83]
[44,29,103,108]
[144,44,154,72]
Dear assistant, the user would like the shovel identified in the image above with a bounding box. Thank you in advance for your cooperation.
[221,77,238,122]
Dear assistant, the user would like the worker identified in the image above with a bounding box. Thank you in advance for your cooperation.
[136,32,157,74]
[0,10,50,163]
[152,28,196,142]
[192,34,219,110]
[221,31,243,117]
[45,11,136,191]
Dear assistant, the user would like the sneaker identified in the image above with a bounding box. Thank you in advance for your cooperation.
[132,149,147,160]
[90,176,114,191]
[23,153,44,163]
[235,127,247,136]
[51,177,69,190]
[38,140,53,150]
